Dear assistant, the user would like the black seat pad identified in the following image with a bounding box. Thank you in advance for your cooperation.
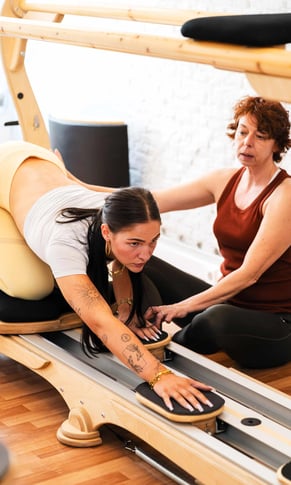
[0,287,71,322]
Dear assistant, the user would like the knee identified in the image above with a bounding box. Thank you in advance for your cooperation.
[192,304,232,336]
[172,304,232,354]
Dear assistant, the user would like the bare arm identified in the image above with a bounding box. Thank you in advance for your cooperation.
[147,180,291,322]
[56,274,213,411]
[153,168,235,213]
[110,267,161,341]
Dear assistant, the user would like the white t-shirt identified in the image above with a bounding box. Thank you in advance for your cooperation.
[24,185,110,278]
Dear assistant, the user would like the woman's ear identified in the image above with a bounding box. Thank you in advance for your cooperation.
[101,223,110,240]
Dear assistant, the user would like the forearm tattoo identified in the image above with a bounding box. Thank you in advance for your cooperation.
[121,333,146,374]
[68,299,82,317]
[68,284,102,318]
[67,283,152,375]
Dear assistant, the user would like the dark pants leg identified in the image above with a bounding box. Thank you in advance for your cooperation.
[144,257,291,368]
[173,303,291,368]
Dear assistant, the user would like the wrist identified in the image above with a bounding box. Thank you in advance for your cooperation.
[179,296,195,313]
[148,369,173,389]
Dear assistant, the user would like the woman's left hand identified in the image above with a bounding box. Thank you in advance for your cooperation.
[127,319,162,342]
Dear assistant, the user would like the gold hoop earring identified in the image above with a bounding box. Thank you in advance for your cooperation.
[105,240,111,258]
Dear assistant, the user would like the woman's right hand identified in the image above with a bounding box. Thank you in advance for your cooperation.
[152,372,214,412]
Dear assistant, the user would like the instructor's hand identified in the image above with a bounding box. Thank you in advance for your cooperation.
[145,303,189,326]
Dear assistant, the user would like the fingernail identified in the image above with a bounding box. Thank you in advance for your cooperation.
[206,400,213,407]
[195,403,204,412]
[187,404,194,412]
[167,404,174,411]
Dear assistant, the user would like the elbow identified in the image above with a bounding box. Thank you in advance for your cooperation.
[249,275,260,286]
[242,271,261,289]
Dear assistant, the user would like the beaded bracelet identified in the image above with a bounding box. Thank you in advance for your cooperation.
[148,369,173,389]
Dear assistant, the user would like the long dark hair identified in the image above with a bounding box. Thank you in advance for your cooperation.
[58,186,161,356]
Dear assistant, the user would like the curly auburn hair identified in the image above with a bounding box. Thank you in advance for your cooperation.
[227,96,291,162]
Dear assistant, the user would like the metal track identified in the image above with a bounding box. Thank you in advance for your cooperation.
[166,341,291,429]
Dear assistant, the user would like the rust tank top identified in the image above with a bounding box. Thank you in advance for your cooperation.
[213,167,291,313]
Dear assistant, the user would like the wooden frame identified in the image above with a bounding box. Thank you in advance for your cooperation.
[0,331,289,485]
[0,3,291,484]
[1,1,291,146]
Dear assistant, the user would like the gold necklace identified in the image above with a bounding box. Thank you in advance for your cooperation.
[108,262,125,277]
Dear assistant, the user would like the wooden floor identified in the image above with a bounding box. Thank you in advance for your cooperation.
[0,349,290,485]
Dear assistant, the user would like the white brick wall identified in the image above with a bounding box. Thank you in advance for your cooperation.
[1,0,291,275]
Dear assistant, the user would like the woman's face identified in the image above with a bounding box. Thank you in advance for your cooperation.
[102,220,160,272]
[234,113,278,168]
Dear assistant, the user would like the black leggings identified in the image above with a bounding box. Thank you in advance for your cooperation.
[145,257,291,368]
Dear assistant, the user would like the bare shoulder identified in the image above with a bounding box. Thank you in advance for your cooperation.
[264,174,291,214]
[274,174,291,200]
[273,172,291,193]
[206,167,238,201]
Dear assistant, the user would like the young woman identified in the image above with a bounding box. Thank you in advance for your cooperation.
[147,96,291,369]
[0,140,214,412]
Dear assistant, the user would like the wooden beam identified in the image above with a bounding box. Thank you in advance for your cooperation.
[0,16,291,80]
[1,2,291,140]
[17,1,223,25]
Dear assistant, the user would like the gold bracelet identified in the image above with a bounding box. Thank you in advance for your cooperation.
[148,369,173,390]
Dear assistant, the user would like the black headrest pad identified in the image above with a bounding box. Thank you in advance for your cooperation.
[181,14,291,47]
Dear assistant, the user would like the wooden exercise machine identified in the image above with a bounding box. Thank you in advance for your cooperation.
[0,2,291,484]
[0,329,290,485]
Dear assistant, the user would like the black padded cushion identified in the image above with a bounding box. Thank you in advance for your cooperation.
[181,14,291,47]
[0,287,71,322]
[135,382,224,417]
[280,461,291,480]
